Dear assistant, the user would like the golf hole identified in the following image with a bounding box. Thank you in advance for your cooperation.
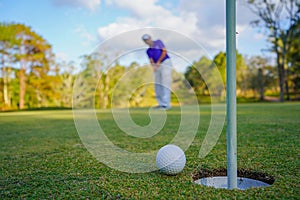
[192,168,275,190]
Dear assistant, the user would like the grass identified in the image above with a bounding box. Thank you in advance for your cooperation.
[0,103,299,199]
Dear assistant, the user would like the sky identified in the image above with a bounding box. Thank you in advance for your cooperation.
[0,0,271,72]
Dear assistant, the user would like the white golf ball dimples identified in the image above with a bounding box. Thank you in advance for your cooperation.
[156,144,186,175]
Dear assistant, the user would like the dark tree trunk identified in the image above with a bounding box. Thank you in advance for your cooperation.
[258,68,265,101]
[19,68,26,109]
[275,36,285,102]
[285,79,290,101]
[278,62,285,102]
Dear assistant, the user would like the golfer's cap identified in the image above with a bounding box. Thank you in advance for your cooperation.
[142,34,151,40]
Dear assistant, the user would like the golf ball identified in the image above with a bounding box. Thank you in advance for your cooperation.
[156,144,186,175]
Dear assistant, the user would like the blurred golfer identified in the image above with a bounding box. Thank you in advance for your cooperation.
[142,34,172,110]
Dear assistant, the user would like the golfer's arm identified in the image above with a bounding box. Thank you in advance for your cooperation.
[150,58,155,65]
[157,48,167,64]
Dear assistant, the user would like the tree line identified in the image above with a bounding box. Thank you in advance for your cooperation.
[0,1,299,110]
[0,24,299,111]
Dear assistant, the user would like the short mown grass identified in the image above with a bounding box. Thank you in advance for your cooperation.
[0,103,299,199]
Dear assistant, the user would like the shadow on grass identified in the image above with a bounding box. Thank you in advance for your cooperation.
[1,107,72,113]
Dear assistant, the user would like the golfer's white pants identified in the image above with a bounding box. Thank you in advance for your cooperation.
[154,59,172,108]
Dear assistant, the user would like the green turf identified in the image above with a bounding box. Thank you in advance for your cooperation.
[0,103,299,199]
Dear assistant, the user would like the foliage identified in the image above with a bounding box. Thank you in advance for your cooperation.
[185,51,266,102]
[1,20,300,111]
[246,0,300,101]
[0,23,54,109]
[246,56,278,100]
[287,17,300,95]
[185,56,211,96]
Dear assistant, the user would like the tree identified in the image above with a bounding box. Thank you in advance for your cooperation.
[184,56,212,97]
[247,56,277,100]
[212,52,227,83]
[246,0,300,101]
[286,17,300,98]
[75,53,103,108]
[76,52,128,109]
[15,24,54,109]
[126,63,152,107]
[0,23,19,109]
[106,64,126,108]
[0,23,54,109]
[185,52,250,101]
[48,61,76,108]
[211,51,248,95]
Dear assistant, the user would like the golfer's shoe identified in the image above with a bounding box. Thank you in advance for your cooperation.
[153,105,170,110]
[152,105,162,109]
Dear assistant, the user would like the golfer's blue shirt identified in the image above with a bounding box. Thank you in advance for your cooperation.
[146,40,170,63]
